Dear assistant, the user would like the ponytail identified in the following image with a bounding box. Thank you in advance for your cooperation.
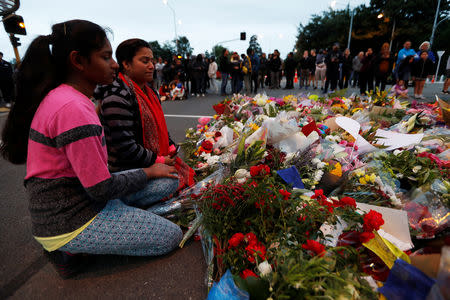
[1,20,107,164]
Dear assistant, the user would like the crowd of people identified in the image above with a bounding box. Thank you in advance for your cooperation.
[146,40,449,101]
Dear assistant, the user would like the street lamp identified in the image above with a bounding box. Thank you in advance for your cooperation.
[430,0,450,48]
[330,1,355,50]
[163,0,179,53]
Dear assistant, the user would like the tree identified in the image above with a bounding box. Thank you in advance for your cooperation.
[294,0,449,57]
[174,36,193,58]
[248,35,262,56]
[149,40,173,61]
[212,44,226,59]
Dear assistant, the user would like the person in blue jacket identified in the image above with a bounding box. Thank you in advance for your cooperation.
[395,40,417,81]
[415,41,436,64]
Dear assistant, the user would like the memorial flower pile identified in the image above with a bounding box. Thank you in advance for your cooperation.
[178,92,449,299]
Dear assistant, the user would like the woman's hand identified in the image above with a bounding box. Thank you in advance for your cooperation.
[164,156,176,166]
[143,163,178,179]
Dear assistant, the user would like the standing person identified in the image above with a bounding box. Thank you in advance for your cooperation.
[323,43,342,94]
[192,54,206,97]
[352,52,363,88]
[395,40,417,80]
[0,20,182,278]
[242,49,253,95]
[0,52,14,108]
[283,52,296,89]
[208,56,218,94]
[298,50,309,89]
[359,48,375,95]
[397,55,415,88]
[443,56,450,94]
[250,49,260,94]
[183,53,192,95]
[374,43,394,92]
[258,52,267,89]
[218,48,230,96]
[308,49,317,89]
[155,57,165,89]
[416,41,436,63]
[269,50,281,89]
[202,56,209,93]
[315,49,326,90]
[230,52,242,94]
[340,48,352,89]
[412,51,434,99]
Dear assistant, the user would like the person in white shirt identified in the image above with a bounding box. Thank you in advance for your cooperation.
[155,57,165,89]
[208,56,218,94]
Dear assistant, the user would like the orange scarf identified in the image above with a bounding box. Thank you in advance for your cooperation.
[119,73,194,189]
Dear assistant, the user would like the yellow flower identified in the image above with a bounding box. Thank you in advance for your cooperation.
[364,174,371,182]
[352,108,363,114]
[359,177,367,185]
[355,170,365,177]
[249,123,260,131]
[330,163,342,177]
[369,173,376,183]
[213,114,218,119]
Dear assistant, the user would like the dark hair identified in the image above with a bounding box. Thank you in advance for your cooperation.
[1,19,107,164]
[196,54,203,62]
[0,52,3,56]
[246,48,252,55]
[222,48,228,56]
[116,39,150,73]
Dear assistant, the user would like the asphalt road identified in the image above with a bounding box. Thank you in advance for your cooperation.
[0,81,448,299]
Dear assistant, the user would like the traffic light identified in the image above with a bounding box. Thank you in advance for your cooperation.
[240,32,246,41]
[3,14,26,35]
[9,35,21,47]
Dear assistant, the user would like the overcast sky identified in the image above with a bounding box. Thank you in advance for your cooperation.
[1,0,370,61]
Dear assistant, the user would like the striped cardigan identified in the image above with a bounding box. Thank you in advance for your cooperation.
[95,78,174,172]
[25,84,148,237]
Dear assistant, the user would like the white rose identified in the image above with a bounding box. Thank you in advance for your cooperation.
[393,150,403,156]
[412,165,422,173]
[257,260,272,277]
[234,169,250,179]
[255,94,268,106]
[311,158,321,165]
[317,162,326,169]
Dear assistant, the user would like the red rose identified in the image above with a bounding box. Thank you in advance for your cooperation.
[359,231,375,243]
[311,189,326,201]
[245,242,266,262]
[240,269,258,279]
[279,189,291,201]
[214,131,222,138]
[363,210,384,232]
[245,232,258,244]
[339,196,356,208]
[213,103,226,115]
[302,240,326,257]
[201,140,213,152]
[250,165,271,177]
[228,233,245,249]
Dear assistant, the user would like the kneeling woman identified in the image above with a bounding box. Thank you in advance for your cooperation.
[1,20,182,278]
[96,38,194,209]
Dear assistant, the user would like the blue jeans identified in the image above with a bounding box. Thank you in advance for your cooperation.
[220,72,229,94]
[122,177,178,208]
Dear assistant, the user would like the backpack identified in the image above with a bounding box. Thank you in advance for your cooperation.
[242,56,252,74]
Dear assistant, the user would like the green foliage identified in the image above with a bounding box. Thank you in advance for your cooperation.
[248,35,262,57]
[212,44,226,59]
[174,36,193,57]
[295,0,449,55]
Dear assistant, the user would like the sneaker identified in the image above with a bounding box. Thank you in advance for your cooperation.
[5,103,11,108]
[419,95,426,100]
[201,93,205,97]
[196,94,200,98]
[414,94,418,99]
[44,250,84,279]
[191,93,195,97]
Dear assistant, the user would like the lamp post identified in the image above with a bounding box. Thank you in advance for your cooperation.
[163,0,179,53]
[330,1,355,50]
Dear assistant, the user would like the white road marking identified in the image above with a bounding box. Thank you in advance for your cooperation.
[165,114,213,118]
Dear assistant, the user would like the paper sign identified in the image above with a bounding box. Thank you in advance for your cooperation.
[356,202,414,251]
[375,129,423,151]
[320,217,348,247]
[335,117,360,138]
